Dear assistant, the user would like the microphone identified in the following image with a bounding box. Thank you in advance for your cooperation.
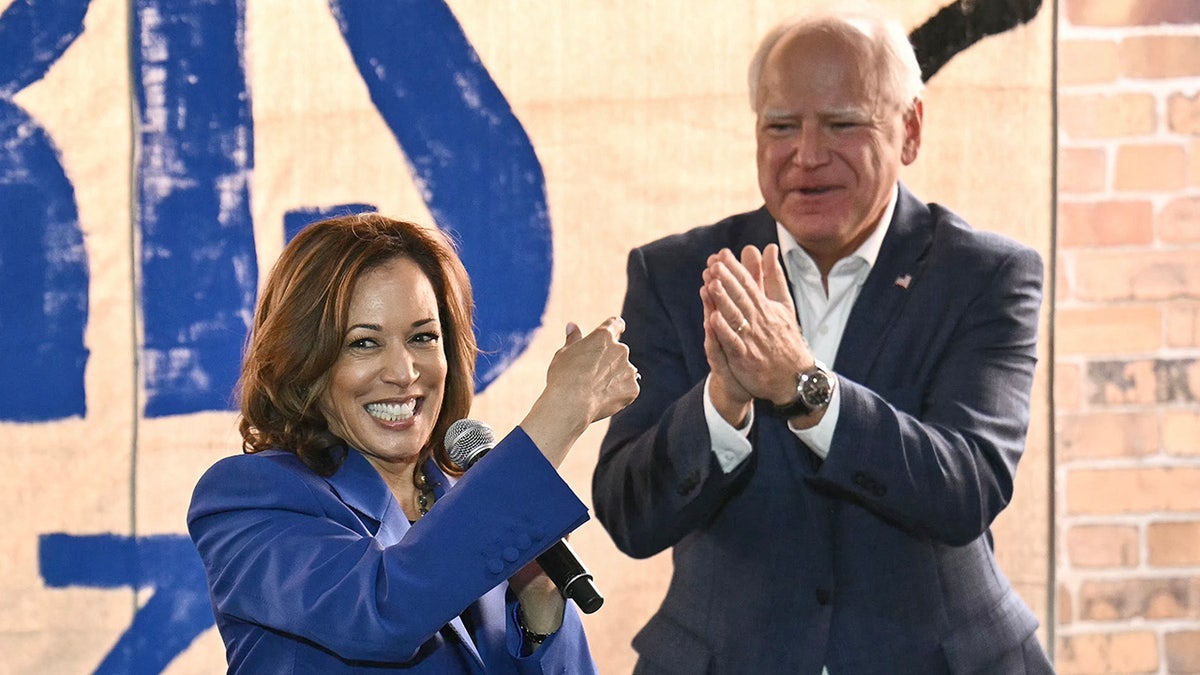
[444,419,604,614]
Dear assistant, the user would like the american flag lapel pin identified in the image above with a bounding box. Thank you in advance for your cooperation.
[894,274,912,289]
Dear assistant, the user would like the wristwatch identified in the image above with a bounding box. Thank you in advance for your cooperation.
[770,365,834,418]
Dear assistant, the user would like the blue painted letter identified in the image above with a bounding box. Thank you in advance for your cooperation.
[40,533,213,674]
[329,0,552,390]
[134,0,257,416]
[0,0,92,421]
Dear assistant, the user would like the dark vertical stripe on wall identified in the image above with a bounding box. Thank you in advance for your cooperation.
[1046,0,1059,663]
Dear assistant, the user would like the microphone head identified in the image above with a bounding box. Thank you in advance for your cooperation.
[444,419,496,470]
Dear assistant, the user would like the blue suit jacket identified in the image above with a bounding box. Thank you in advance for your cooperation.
[189,428,598,674]
[593,185,1049,674]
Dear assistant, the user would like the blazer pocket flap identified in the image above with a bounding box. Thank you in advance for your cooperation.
[632,614,713,675]
[941,592,1039,670]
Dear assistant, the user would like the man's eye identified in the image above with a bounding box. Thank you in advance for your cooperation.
[830,121,859,130]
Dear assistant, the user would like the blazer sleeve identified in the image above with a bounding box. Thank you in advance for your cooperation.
[593,245,753,559]
[816,243,1044,545]
[187,428,589,664]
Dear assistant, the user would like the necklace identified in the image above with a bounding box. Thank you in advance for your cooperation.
[414,467,436,517]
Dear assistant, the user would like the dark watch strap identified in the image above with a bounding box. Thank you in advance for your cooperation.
[771,393,815,418]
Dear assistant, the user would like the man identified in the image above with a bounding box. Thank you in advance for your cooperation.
[592,7,1053,674]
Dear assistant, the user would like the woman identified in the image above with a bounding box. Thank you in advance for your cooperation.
[187,213,639,673]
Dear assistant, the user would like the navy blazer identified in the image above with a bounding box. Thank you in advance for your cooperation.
[593,185,1049,674]
[189,428,598,674]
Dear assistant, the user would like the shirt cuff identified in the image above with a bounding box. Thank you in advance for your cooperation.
[703,375,753,473]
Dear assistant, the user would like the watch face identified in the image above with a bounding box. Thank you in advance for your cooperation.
[770,367,833,418]
[801,369,833,407]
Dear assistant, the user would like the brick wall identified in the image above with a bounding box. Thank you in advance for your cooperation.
[1056,1,1200,673]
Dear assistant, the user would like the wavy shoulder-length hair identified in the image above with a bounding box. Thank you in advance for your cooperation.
[238,213,476,478]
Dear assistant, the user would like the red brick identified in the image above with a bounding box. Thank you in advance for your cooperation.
[1169,92,1200,136]
[1068,467,1200,514]
[1193,139,1200,188]
[1055,253,1074,304]
[1055,631,1158,674]
[1166,303,1200,349]
[1159,197,1200,243]
[1058,411,1159,461]
[1121,36,1200,79]
[1057,305,1161,356]
[1058,39,1120,85]
[1066,524,1140,568]
[1058,147,1107,194]
[1167,631,1200,673]
[1078,577,1200,621]
[1059,583,1074,625]
[1148,521,1200,566]
[1163,409,1200,456]
[1055,362,1083,410]
[1074,250,1200,302]
[1059,93,1157,140]
[1066,0,1200,26]
[1058,200,1153,247]
[1114,143,1188,191]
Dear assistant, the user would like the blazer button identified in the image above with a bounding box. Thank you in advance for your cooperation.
[853,471,886,498]
[815,588,831,605]
[677,470,701,496]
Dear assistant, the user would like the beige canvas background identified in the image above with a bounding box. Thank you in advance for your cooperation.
[0,0,1051,672]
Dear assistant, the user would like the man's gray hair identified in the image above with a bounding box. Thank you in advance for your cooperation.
[747,6,924,112]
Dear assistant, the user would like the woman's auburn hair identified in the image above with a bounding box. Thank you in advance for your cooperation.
[237,212,477,478]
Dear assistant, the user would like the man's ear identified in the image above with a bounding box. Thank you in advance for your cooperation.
[901,98,923,166]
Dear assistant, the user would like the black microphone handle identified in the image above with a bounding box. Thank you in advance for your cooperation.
[443,419,603,613]
[535,538,604,614]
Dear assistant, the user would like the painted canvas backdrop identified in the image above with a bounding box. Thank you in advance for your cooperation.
[0,0,1051,672]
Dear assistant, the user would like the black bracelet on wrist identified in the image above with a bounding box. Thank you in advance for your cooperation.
[517,605,557,645]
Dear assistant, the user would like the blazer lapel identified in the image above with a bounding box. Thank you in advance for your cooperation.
[738,206,798,322]
[833,184,933,382]
[326,448,402,541]
[441,618,486,674]
[326,453,487,673]
[421,463,486,673]
[740,206,780,252]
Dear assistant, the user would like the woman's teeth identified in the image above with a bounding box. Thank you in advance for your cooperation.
[366,400,416,421]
